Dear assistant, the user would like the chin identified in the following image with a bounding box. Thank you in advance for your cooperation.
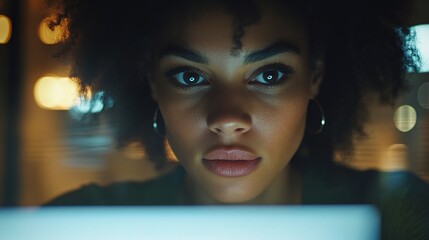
[210,186,263,204]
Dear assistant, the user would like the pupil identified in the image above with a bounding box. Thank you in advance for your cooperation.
[263,71,277,82]
[184,72,199,84]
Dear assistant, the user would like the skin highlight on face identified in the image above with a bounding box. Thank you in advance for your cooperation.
[149,1,323,204]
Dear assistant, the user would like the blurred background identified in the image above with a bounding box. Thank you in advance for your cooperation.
[0,0,428,206]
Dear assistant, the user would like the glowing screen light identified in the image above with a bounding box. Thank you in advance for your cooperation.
[38,17,68,45]
[0,14,12,44]
[34,76,79,110]
[394,105,417,132]
[412,24,429,72]
[0,206,380,240]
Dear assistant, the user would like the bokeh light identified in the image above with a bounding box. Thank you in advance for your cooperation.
[0,14,12,44]
[412,24,429,72]
[38,17,68,44]
[381,144,409,170]
[417,82,429,109]
[123,141,146,160]
[394,105,417,132]
[69,91,113,120]
[34,76,79,110]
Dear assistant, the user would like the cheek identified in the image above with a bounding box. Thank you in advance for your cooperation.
[157,97,205,162]
[255,81,310,163]
[259,100,307,155]
[277,102,307,155]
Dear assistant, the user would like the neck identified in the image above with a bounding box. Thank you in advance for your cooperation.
[182,165,302,205]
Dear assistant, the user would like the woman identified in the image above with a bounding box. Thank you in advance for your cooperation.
[46,0,429,238]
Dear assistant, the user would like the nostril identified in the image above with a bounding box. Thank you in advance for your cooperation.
[214,127,246,135]
[207,116,252,136]
[235,128,245,133]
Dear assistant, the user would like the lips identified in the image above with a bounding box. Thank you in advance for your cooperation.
[202,148,261,177]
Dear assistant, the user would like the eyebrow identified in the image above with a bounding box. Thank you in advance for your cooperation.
[244,41,301,64]
[158,45,209,64]
[158,41,300,65]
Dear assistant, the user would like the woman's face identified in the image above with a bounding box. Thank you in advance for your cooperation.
[150,1,323,203]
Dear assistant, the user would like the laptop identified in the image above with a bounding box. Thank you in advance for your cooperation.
[0,205,379,240]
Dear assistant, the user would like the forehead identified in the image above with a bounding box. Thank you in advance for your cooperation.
[156,0,308,56]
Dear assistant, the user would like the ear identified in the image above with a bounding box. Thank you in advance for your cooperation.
[309,60,324,98]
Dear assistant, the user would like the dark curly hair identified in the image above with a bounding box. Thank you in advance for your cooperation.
[47,0,420,169]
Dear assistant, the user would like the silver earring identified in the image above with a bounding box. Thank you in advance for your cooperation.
[153,107,164,135]
[307,98,326,134]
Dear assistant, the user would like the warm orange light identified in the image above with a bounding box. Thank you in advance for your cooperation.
[0,14,12,44]
[34,76,79,110]
[38,17,68,44]
[165,139,178,162]
[123,141,146,160]
[381,144,409,170]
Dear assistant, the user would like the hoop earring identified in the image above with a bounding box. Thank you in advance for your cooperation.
[153,107,165,135]
[306,98,326,134]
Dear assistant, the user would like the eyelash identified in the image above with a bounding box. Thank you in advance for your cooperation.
[249,63,294,87]
[164,63,294,89]
[164,66,209,90]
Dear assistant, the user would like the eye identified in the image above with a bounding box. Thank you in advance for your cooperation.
[249,63,294,85]
[253,69,284,84]
[169,69,207,86]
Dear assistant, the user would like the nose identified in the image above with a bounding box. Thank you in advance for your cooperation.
[208,115,252,136]
[206,88,252,138]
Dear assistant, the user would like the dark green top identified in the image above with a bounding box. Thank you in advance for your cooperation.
[45,164,429,240]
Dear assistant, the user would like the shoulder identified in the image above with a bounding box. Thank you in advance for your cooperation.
[309,163,429,210]
[44,166,185,206]
[303,163,429,199]
[352,168,429,240]
[364,169,429,240]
